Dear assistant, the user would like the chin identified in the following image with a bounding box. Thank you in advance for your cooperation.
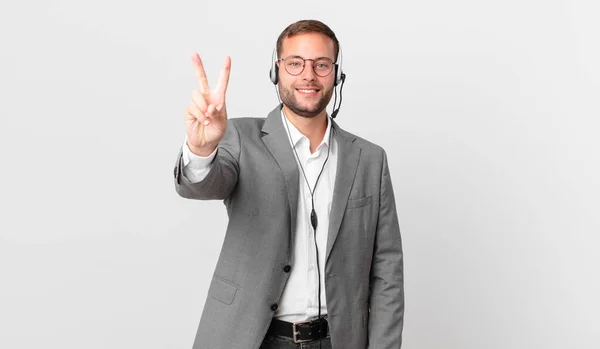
[288,105,322,118]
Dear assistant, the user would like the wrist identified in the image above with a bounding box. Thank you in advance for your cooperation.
[187,141,218,157]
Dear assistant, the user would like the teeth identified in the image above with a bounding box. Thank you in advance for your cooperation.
[299,89,316,93]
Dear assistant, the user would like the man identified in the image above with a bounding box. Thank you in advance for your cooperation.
[174,20,404,349]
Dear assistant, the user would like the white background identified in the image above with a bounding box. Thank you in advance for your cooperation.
[1,0,598,348]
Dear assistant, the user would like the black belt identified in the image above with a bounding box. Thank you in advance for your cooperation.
[267,317,329,343]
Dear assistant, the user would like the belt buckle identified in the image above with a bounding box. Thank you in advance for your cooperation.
[292,320,312,344]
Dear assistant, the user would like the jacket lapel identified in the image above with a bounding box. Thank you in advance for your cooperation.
[261,104,300,249]
[326,121,360,264]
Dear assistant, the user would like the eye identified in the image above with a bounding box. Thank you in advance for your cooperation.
[314,59,332,70]
[286,57,304,68]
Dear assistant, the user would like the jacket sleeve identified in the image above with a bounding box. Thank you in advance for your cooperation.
[173,120,241,200]
[368,149,405,348]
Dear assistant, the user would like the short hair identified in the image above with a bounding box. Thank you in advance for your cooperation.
[276,19,340,61]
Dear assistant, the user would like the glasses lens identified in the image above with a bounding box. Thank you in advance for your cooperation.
[313,58,333,77]
[285,56,305,75]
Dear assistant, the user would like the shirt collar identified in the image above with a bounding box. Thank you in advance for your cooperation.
[280,109,333,150]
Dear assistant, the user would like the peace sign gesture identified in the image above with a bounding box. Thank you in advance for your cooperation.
[185,53,231,156]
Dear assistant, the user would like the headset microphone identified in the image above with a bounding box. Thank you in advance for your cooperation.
[331,73,346,118]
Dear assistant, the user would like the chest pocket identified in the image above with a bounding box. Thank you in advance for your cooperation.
[346,195,372,209]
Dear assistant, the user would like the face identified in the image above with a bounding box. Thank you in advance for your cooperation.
[277,32,336,118]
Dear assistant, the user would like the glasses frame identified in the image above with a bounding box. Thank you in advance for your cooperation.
[276,55,337,77]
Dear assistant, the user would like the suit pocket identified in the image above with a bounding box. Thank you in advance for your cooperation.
[208,275,238,305]
[346,195,372,209]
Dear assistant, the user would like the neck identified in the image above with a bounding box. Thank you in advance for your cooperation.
[282,105,328,153]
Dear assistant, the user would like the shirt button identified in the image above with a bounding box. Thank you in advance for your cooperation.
[270,303,278,311]
[283,265,291,273]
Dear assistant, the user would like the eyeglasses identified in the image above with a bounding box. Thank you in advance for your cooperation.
[276,55,335,77]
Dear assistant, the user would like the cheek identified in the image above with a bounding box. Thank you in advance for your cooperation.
[320,74,335,87]
[278,73,295,88]
[319,79,335,94]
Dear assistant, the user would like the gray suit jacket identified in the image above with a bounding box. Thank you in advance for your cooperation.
[174,105,404,349]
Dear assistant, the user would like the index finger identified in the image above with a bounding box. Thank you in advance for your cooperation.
[214,56,231,97]
[191,53,210,94]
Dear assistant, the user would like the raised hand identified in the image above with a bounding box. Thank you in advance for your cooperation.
[185,53,231,156]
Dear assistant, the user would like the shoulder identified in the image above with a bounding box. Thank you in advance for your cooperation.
[227,117,266,135]
[334,123,388,159]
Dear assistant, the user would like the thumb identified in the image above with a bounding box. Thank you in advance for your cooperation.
[205,104,217,120]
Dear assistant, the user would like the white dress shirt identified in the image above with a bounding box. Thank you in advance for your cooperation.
[181,111,338,322]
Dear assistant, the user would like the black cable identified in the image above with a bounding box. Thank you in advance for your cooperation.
[336,75,345,115]
[332,84,338,118]
[312,198,323,349]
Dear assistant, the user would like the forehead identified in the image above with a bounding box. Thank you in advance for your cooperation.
[280,32,335,59]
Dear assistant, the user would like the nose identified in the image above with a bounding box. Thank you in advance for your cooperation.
[300,60,317,81]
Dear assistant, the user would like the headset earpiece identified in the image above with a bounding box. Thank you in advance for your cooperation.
[334,64,339,86]
[334,64,344,86]
[269,48,278,85]
[269,64,278,85]
[334,46,344,86]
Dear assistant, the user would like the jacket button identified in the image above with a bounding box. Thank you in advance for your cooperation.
[270,303,278,311]
[283,265,291,273]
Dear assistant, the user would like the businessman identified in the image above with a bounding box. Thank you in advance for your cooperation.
[174,20,404,349]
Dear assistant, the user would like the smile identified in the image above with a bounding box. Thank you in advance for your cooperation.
[296,88,320,95]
